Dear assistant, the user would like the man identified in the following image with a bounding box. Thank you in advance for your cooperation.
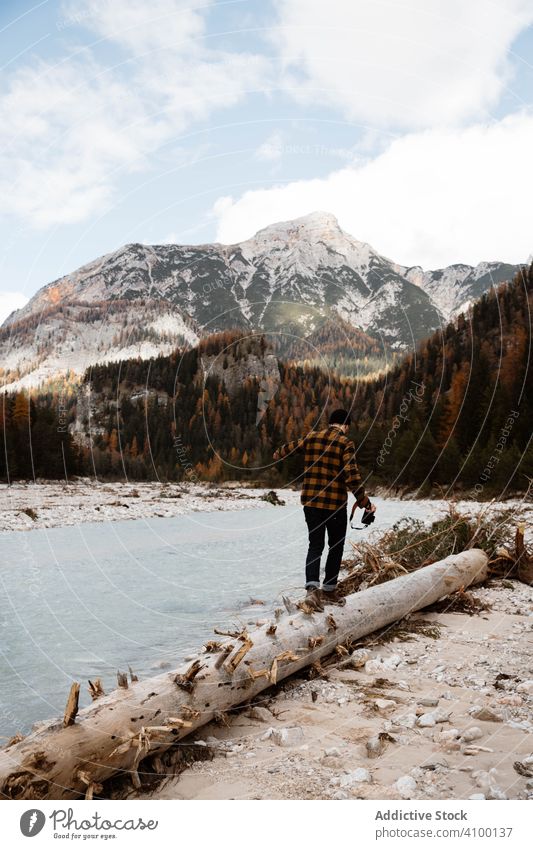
[273,409,376,608]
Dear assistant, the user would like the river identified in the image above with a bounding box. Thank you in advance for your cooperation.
[0,498,449,736]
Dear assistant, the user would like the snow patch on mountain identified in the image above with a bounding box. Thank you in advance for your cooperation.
[0,212,521,390]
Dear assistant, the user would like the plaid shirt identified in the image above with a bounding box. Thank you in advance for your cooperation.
[276,425,370,511]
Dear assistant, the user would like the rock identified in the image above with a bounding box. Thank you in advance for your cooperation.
[365,659,386,674]
[396,775,417,798]
[331,790,349,800]
[516,680,533,694]
[462,746,493,756]
[461,726,484,743]
[246,706,272,722]
[420,755,449,771]
[470,706,504,722]
[261,727,275,740]
[417,713,436,727]
[272,726,305,747]
[487,784,507,800]
[469,794,486,800]
[419,697,439,707]
[417,708,450,728]
[324,747,342,758]
[473,770,491,789]
[345,649,372,668]
[365,654,401,674]
[437,728,460,741]
[366,736,385,758]
[340,768,371,786]
[375,698,397,711]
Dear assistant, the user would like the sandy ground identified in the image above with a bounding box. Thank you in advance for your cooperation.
[0,480,301,532]
[140,580,533,801]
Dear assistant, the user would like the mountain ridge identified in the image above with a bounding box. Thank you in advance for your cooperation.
[0,212,522,390]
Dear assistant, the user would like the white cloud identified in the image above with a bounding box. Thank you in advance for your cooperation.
[273,0,533,128]
[255,131,285,162]
[65,0,205,52]
[0,0,270,228]
[0,292,29,325]
[214,111,533,268]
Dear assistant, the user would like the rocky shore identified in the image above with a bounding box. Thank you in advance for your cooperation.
[0,480,300,532]
[140,579,533,801]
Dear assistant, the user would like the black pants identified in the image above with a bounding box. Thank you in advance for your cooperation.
[303,505,347,591]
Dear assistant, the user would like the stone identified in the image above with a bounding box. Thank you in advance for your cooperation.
[470,706,504,722]
[247,706,273,723]
[437,728,460,741]
[349,649,372,668]
[324,747,342,758]
[473,770,491,789]
[340,768,371,786]
[419,697,439,707]
[516,680,533,694]
[396,775,417,799]
[461,726,484,743]
[375,698,397,711]
[487,784,507,800]
[331,790,349,800]
[417,713,436,727]
[384,654,402,669]
[366,736,385,758]
[365,654,401,674]
[469,794,486,800]
[272,726,305,747]
[420,756,449,771]
[417,708,450,728]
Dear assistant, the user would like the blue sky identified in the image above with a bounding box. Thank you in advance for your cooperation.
[1,0,533,322]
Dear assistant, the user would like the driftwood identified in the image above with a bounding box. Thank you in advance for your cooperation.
[0,549,488,800]
[493,523,533,585]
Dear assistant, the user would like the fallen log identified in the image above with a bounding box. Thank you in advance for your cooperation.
[0,549,488,800]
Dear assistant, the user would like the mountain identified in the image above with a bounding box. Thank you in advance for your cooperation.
[0,212,522,389]
[2,264,531,491]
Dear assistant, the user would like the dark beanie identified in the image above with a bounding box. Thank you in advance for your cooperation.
[329,408,351,426]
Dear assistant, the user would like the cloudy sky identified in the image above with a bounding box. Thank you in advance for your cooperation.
[1,0,533,322]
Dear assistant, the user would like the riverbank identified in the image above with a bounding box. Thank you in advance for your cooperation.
[139,578,533,801]
[0,480,301,532]
[1,479,531,533]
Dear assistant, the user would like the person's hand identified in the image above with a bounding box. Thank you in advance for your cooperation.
[361,505,375,526]
[273,450,280,461]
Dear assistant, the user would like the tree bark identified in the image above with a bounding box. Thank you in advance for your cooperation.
[0,549,488,800]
